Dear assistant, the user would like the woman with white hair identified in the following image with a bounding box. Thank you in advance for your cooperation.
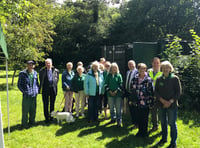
[71,66,86,117]
[104,62,123,127]
[155,61,182,148]
[62,62,75,113]
[84,61,104,123]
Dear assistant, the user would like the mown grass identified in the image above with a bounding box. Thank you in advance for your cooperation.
[0,70,200,148]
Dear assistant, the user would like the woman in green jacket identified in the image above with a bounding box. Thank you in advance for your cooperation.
[105,62,123,127]
[72,66,86,117]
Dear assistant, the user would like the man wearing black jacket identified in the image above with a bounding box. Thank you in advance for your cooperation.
[125,60,138,126]
[39,58,59,123]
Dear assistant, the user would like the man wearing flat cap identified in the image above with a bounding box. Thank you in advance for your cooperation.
[18,60,39,128]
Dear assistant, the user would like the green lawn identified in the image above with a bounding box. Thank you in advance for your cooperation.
[0,70,200,148]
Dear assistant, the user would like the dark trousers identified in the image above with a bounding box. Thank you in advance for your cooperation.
[22,96,36,126]
[42,87,56,121]
[129,104,138,125]
[150,102,158,127]
[136,107,149,136]
[88,95,100,121]
[103,92,108,108]
[99,94,104,112]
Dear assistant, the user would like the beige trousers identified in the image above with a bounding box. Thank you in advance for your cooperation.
[75,90,85,115]
[63,91,73,112]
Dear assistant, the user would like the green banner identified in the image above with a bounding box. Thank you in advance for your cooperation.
[0,24,8,59]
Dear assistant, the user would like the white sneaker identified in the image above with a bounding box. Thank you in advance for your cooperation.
[76,114,79,117]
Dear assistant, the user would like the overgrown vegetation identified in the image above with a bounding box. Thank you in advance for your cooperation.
[161,30,200,112]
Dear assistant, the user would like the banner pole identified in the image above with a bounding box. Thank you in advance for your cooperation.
[6,59,10,136]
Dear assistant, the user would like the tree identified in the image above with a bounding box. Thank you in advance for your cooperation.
[180,29,200,111]
[1,0,56,85]
[161,34,183,73]
[107,0,200,44]
[52,0,120,66]
[161,30,200,112]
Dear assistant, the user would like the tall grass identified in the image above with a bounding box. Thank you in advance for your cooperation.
[0,70,200,148]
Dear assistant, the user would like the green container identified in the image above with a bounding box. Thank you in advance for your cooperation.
[126,42,161,68]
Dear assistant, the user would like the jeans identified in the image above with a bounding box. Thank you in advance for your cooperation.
[88,95,100,121]
[108,96,122,122]
[159,107,178,145]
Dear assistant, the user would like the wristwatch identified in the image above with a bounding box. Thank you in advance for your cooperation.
[169,99,174,103]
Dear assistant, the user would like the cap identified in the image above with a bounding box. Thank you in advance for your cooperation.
[27,60,35,65]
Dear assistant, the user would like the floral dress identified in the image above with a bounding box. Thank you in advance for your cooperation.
[129,73,154,108]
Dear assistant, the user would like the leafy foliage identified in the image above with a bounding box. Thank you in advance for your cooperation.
[179,30,200,111]
[107,0,200,43]
[161,34,183,73]
[0,0,56,84]
[162,30,200,112]
[180,58,200,111]
[51,0,120,66]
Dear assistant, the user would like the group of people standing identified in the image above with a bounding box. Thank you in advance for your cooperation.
[17,57,181,148]
[18,58,59,125]
[124,58,181,148]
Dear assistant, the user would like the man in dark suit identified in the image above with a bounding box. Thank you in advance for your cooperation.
[125,60,138,126]
[39,58,59,123]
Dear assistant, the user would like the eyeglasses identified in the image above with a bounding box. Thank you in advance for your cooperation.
[140,67,146,70]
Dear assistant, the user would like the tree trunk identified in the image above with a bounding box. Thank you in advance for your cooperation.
[93,0,99,23]
[12,70,16,86]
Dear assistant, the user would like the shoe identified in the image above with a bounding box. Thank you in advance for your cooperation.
[167,144,177,148]
[135,132,148,137]
[157,139,167,145]
[76,114,79,117]
[132,124,138,129]
[45,119,50,124]
[150,126,158,132]
[21,124,29,129]
[94,120,100,125]
[29,122,36,127]
[117,121,122,127]
[81,113,85,117]
[135,132,142,137]
[110,119,116,124]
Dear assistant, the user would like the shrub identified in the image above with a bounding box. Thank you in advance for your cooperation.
[162,30,200,112]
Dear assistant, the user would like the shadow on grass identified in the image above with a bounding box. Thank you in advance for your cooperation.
[0,74,16,78]
[3,120,50,133]
[3,124,22,133]
[178,109,200,127]
[55,117,98,136]
[55,111,134,137]
[0,83,18,91]
[105,131,161,148]
[78,121,130,138]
